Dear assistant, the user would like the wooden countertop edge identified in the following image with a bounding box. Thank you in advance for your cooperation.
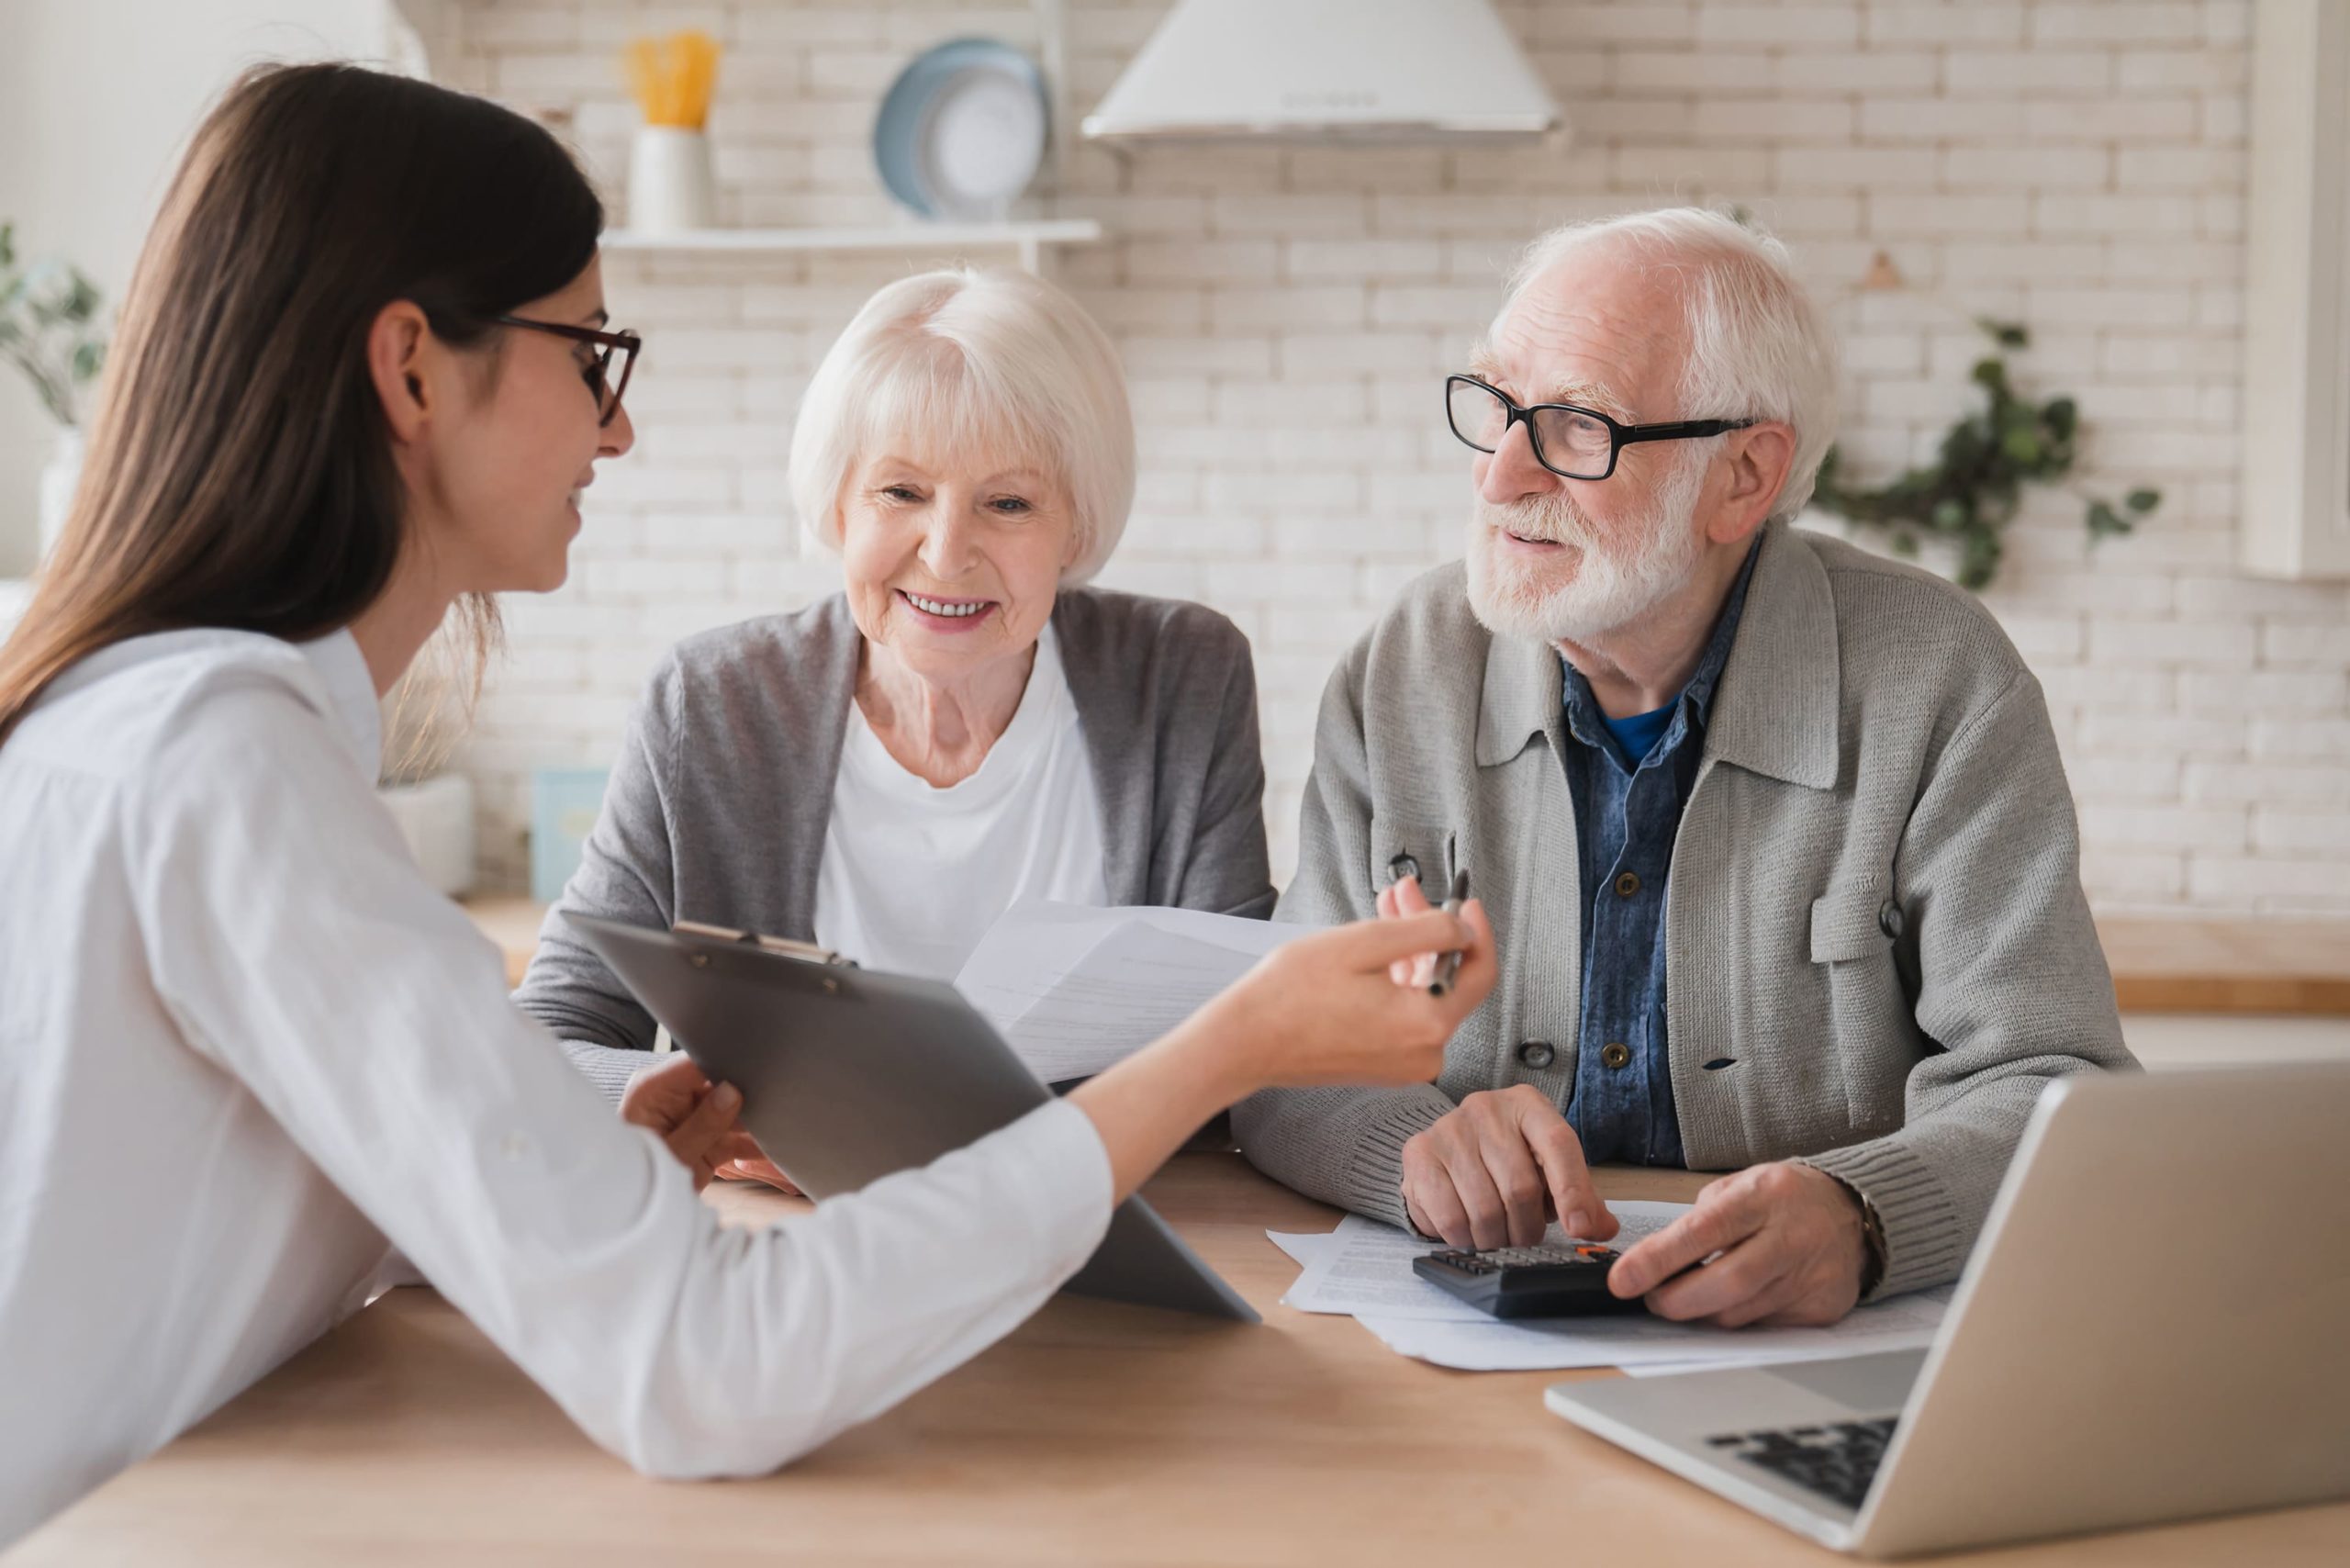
[2109,975,2350,1016]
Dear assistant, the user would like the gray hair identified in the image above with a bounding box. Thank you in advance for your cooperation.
[1494,207,1840,521]
[789,267,1136,582]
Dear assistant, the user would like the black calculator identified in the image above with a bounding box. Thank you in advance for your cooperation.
[1411,1242,1646,1319]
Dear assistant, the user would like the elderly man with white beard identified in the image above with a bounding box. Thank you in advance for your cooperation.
[1232,207,2134,1326]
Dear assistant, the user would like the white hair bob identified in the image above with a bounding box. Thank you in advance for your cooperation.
[1494,207,1840,521]
[789,266,1136,583]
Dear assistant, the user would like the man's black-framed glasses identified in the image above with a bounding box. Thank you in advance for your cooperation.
[496,314,641,427]
[1445,374,1753,481]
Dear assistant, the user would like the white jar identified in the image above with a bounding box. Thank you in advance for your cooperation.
[628,126,717,234]
[375,772,477,898]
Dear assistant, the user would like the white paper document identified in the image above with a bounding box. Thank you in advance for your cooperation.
[1270,1208,1953,1372]
[1348,1301,1950,1373]
[1266,1230,1334,1269]
[954,902,1306,1082]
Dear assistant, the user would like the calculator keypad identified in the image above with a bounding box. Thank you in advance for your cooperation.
[1426,1244,1620,1274]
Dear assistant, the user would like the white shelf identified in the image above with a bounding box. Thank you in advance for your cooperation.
[601,219,1104,273]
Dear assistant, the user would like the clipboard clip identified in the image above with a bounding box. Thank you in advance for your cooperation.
[674,919,861,969]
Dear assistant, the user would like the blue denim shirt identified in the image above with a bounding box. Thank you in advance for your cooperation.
[1559,540,1762,1167]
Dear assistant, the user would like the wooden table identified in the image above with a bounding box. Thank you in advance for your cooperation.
[17,1156,2346,1565]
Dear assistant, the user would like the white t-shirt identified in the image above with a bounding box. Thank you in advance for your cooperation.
[815,622,1111,978]
[0,627,1112,1547]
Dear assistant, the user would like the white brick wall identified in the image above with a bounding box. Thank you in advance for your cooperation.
[436,0,2350,918]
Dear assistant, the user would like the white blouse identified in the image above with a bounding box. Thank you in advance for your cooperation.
[0,627,1113,1548]
[814,622,1111,978]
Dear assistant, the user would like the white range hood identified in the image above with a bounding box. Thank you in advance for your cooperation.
[1081,0,1559,143]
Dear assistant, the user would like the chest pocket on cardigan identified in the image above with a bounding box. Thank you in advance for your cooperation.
[1808,881,1913,1131]
[1366,815,1457,908]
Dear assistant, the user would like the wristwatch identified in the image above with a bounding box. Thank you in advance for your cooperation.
[1811,1168,1887,1298]
[1849,1181,1888,1299]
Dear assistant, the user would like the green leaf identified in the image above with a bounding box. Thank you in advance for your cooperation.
[2125,487,2161,512]
[72,340,104,381]
[1974,316,2030,350]
[1960,529,2001,587]
[2085,500,2132,539]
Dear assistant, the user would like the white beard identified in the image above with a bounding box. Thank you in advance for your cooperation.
[1463,452,1710,645]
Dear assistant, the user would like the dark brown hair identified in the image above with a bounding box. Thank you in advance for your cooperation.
[0,62,603,743]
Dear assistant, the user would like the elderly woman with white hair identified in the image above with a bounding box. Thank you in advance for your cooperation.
[520,267,1274,1165]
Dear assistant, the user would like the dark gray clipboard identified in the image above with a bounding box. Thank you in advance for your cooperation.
[565,912,1259,1322]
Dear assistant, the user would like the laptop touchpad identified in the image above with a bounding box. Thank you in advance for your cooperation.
[1763,1350,1927,1412]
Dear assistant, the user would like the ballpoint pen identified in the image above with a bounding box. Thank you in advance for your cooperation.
[1427,868,1470,997]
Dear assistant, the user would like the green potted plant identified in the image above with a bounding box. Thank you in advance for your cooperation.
[1807,318,2160,591]
[0,221,109,563]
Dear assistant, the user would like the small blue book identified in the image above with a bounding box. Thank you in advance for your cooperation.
[531,767,610,905]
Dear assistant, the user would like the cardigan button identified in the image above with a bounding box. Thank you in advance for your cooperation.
[1878,899,1906,940]
[1387,851,1420,887]
[1516,1040,1556,1070]
[1600,1042,1632,1070]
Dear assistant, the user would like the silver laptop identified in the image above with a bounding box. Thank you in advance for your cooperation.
[1546,1061,2350,1558]
[566,912,1259,1322]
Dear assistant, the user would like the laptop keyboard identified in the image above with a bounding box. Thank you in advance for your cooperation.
[1705,1417,1897,1511]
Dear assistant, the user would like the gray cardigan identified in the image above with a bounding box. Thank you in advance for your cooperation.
[1229,521,2136,1300]
[517,588,1276,1097]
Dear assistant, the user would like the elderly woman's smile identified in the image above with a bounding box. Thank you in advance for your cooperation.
[900,590,990,623]
[841,452,1074,675]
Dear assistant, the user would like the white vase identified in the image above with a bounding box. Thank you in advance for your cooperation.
[628,127,717,234]
[375,772,477,897]
[37,426,84,565]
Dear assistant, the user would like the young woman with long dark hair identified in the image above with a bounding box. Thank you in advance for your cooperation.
[0,63,1494,1543]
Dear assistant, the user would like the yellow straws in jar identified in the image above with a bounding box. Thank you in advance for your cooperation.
[623,30,722,130]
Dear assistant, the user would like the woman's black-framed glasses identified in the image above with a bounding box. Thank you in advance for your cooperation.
[496,314,641,427]
[1445,374,1753,481]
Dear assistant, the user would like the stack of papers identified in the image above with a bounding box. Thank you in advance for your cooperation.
[954,902,1305,1082]
[1271,1207,1953,1375]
